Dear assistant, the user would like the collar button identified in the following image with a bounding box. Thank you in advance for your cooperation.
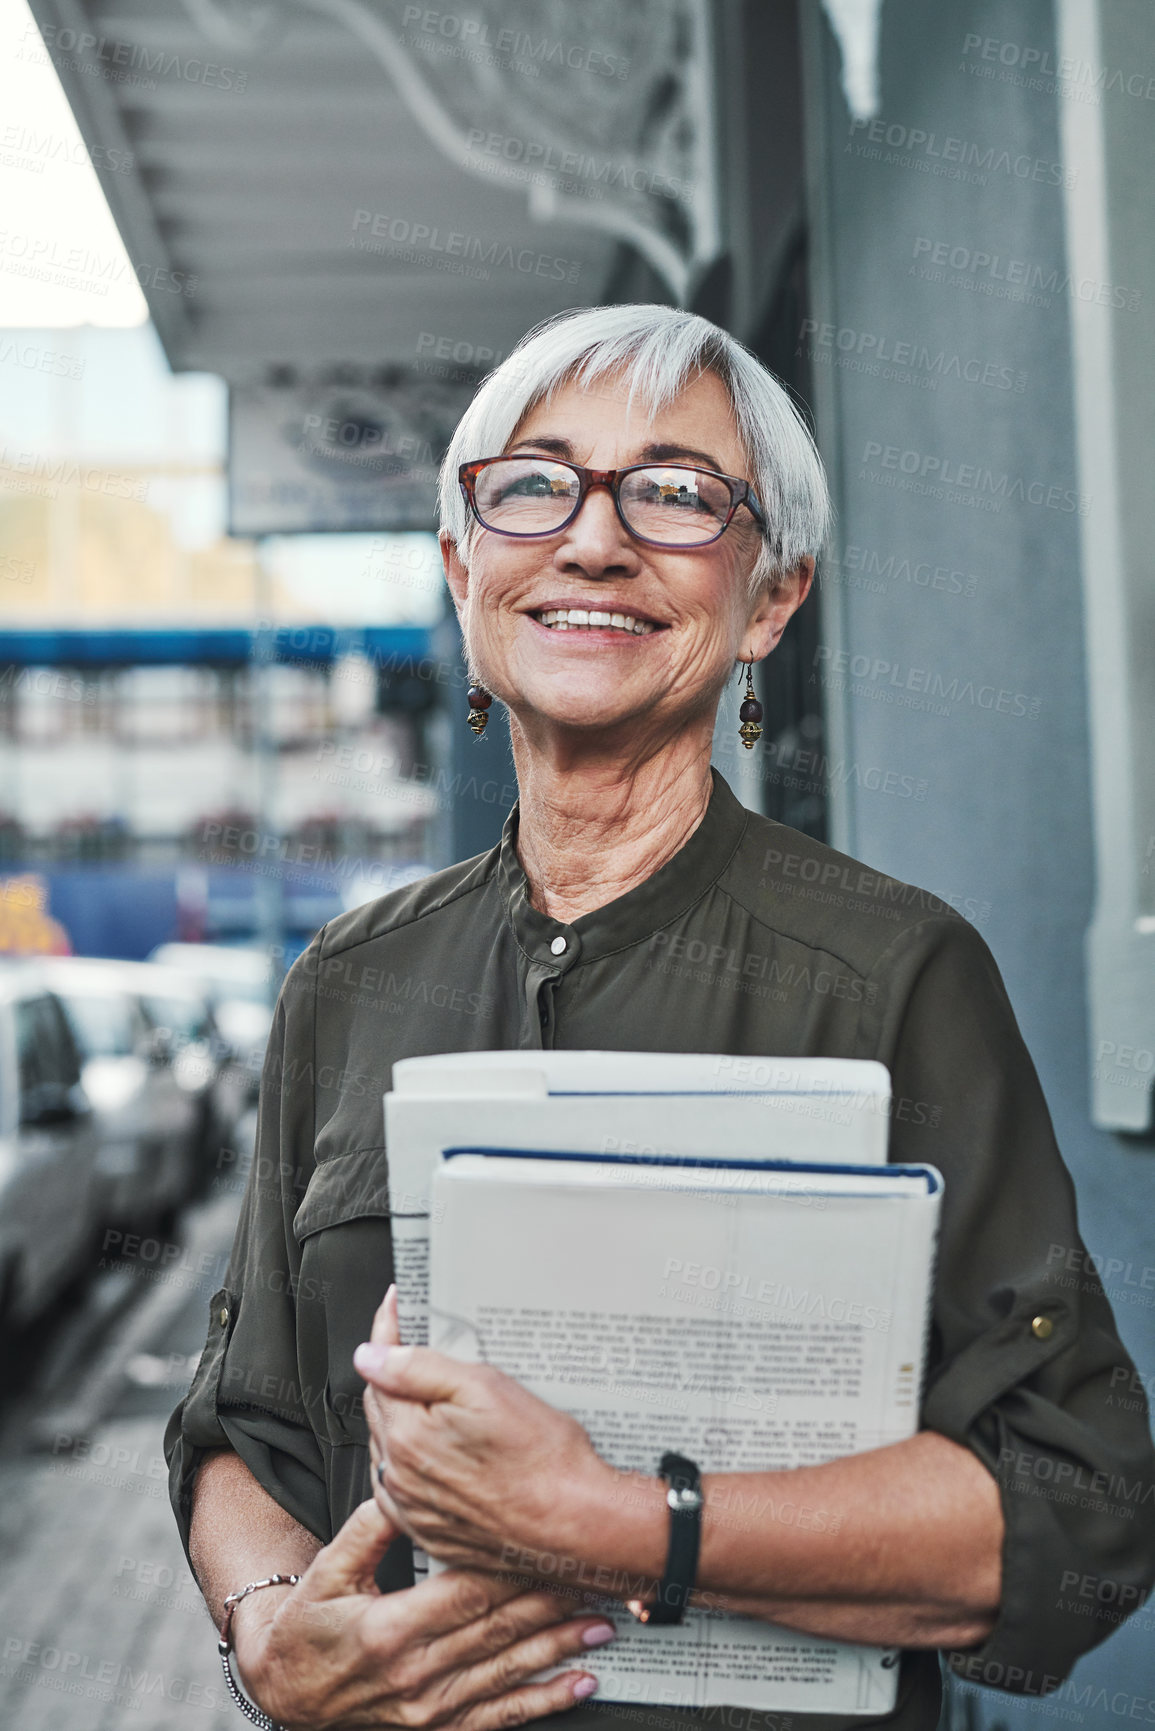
[550,935,567,956]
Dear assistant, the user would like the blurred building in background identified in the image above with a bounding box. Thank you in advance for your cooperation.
[0,324,445,956]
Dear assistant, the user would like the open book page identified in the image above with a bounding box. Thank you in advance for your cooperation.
[428,1154,941,1716]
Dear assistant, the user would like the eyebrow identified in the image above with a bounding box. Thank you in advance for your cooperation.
[505,435,728,472]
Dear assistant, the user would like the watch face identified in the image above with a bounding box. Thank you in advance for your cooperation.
[668,1485,704,1511]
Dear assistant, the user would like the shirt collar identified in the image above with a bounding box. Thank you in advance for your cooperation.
[495,767,749,969]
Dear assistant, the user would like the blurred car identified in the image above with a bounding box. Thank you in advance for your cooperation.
[147,943,275,1098]
[132,965,250,1187]
[38,957,203,1236]
[0,965,101,1337]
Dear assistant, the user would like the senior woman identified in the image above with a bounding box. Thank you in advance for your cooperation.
[167,304,1155,1731]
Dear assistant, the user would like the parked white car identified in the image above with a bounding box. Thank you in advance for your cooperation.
[147,943,275,1097]
[38,957,203,1236]
[0,966,101,1336]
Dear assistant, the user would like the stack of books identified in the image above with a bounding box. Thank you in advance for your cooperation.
[384,1051,942,1716]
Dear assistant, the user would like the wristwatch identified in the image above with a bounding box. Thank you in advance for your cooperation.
[633,1452,703,1625]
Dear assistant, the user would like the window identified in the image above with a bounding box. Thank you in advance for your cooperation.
[59,991,140,1060]
[16,994,82,1118]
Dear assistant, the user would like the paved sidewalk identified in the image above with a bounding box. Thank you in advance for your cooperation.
[0,1410,235,1731]
[0,1177,248,1731]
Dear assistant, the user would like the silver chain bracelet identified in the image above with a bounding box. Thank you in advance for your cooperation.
[218,1573,301,1730]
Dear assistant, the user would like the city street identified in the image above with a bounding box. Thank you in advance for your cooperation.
[0,1116,254,1731]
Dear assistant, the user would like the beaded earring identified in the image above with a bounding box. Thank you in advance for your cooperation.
[466,681,492,738]
[738,661,763,749]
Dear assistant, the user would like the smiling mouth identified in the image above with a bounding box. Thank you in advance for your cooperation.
[532,607,663,635]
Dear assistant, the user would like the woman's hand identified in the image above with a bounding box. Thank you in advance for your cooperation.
[356,1288,615,1575]
[231,1494,616,1729]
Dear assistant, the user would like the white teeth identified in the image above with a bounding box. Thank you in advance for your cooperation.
[534,607,657,634]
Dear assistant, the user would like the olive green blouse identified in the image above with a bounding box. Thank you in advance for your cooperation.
[166,768,1155,1731]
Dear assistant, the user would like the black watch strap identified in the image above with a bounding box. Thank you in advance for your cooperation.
[641,1452,703,1625]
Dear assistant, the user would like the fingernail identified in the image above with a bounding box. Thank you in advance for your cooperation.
[572,1677,599,1700]
[581,1622,616,1647]
[354,1342,389,1375]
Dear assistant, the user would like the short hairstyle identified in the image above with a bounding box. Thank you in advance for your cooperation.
[438,303,831,593]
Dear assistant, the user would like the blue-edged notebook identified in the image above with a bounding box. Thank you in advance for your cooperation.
[428,1146,942,1717]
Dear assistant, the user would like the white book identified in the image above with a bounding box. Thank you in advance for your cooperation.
[386,1052,891,1345]
[428,1149,942,1718]
[391,1050,890,1096]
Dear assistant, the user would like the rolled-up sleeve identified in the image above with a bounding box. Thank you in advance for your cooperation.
[164,935,329,1569]
[868,914,1155,1694]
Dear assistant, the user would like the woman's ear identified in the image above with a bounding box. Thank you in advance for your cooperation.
[440,531,469,621]
[747,556,816,656]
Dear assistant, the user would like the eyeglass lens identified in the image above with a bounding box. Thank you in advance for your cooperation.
[471,458,736,544]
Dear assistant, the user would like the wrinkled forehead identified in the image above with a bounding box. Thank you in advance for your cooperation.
[505,364,748,470]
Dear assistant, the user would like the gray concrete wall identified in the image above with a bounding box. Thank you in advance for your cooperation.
[802,0,1155,1716]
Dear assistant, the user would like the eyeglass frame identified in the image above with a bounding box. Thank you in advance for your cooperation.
[457,457,768,550]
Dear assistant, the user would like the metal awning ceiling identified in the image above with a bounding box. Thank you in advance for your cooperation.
[29,0,729,383]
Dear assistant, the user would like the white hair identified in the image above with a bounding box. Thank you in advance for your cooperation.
[438,303,831,594]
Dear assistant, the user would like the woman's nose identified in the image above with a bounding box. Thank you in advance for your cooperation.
[555,482,640,575]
